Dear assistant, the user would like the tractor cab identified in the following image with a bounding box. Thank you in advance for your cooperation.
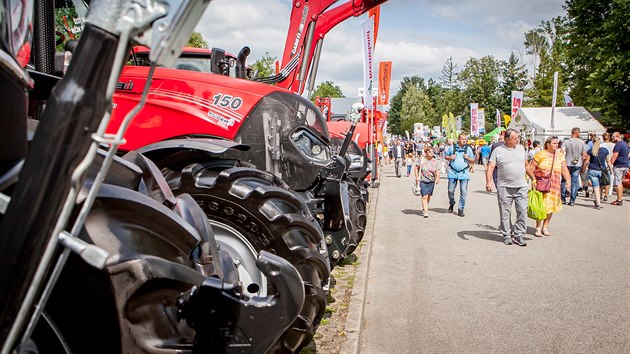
[129,46,254,79]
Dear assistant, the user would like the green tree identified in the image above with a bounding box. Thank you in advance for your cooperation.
[458,55,503,134]
[500,52,528,113]
[564,0,630,126]
[524,29,548,80]
[311,81,345,102]
[400,85,438,134]
[439,56,459,90]
[387,76,425,135]
[251,52,277,79]
[186,31,208,49]
[524,18,568,107]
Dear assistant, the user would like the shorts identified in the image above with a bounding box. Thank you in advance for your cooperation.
[613,167,628,187]
[587,169,602,187]
[420,181,435,196]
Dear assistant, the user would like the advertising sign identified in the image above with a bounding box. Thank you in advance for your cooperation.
[470,103,479,136]
[377,61,392,105]
[510,91,523,122]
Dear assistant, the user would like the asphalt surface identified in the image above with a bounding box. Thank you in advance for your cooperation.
[353,162,629,353]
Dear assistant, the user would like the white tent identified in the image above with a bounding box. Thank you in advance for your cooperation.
[508,106,606,142]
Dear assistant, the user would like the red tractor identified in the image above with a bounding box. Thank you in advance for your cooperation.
[1,1,312,353]
[106,1,388,350]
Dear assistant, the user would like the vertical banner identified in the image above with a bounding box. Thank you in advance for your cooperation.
[449,112,456,139]
[478,108,485,134]
[442,114,448,136]
[368,6,380,49]
[510,91,523,124]
[551,71,558,129]
[470,103,479,136]
[361,17,375,181]
[377,61,392,105]
[361,18,375,107]
[496,109,501,128]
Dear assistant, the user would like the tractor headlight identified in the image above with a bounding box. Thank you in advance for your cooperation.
[348,152,363,170]
[290,129,330,163]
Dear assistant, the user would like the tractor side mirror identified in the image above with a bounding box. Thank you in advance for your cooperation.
[210,47,228,75]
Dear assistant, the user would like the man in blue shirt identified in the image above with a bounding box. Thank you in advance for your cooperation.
[610,131,629,205]
[445,133,476,216]
[480,143,491,166]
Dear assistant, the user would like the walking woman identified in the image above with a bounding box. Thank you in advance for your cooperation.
[582,136,612,209]
[415,145,440,218]
[531,136,572,237]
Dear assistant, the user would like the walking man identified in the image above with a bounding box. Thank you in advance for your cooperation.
[393,139,405,177]
[445,133,475,216]
[563,127,588,205]
[610,131,629,205]
[485,129,535,246]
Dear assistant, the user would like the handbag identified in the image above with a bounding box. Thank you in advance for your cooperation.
[601,169,611,186]
[535,153,555,193]
[527,189,546,220]
[412,181,421,196]
[596,153,611,186]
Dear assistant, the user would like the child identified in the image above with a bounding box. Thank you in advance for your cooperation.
[405,153,413,177]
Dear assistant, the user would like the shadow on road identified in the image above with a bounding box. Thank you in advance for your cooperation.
[457,224,501,242]
[401,208,422,216]
[457,223,537,242]
[429,207,450,214]
[457,229,503,242]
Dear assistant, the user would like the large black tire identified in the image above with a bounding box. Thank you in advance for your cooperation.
[162,160,330,353]
[343,179,367,257]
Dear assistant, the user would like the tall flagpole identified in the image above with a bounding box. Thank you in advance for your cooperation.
[551,71,558,129]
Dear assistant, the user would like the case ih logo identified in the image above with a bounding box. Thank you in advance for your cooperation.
[291,5,309,55]
[116,80,134,91]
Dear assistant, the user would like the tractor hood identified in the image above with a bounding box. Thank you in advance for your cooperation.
[109,66,329,149]
[327,121,369,149]
[109,65,331,190]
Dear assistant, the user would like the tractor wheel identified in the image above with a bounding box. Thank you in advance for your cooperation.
[343,179,367,257]
[162,160,330,353]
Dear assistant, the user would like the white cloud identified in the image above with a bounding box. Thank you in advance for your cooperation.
[193,0,566,98]
[196,1,290,60]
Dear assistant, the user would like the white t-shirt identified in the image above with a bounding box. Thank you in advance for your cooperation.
[601,142,615,159]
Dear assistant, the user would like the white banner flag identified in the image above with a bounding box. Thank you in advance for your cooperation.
[361,18,375,109]
[470,103,479,136]
[478,108,485,134]
[510,91,524,123]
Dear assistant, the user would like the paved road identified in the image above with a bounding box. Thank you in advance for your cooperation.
[358,162,629,353]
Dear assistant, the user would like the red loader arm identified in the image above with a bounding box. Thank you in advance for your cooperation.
[264,0,387,94]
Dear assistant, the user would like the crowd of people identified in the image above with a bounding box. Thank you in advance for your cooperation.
[377,128,629,246]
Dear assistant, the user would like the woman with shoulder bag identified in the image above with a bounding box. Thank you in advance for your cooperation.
[582,136,611,209]
[530,136,572,237]
[415,146,440,218]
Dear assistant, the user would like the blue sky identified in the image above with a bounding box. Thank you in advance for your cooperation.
[196,0,567,98]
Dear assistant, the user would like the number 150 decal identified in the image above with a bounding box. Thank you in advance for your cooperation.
[212,93,243,110]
